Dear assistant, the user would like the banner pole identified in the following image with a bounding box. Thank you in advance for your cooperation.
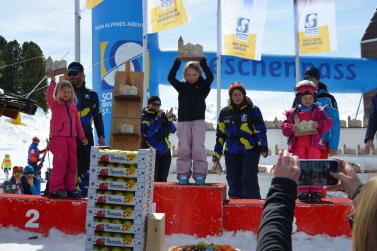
[142,0,148,107]
[216,0,222,119]
[293,0,300,83]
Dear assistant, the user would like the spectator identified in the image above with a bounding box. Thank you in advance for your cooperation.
[256,150,300,251]
[20,165,41,195]
[213,82,268,199]
[68,62,105,197]
[364,93,377,154]
[27,136,48,175]
[1,154,12,180]
[1,166,24,194]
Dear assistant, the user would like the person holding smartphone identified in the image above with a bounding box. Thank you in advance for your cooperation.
[141,96,176,182]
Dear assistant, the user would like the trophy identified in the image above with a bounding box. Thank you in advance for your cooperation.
[294,116,317,136]
[46,56,67,76]
[177,36,205,61]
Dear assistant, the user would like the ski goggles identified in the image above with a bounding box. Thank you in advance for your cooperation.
[13,166,23,174]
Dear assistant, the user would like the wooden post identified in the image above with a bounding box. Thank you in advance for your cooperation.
[146,213,165,251]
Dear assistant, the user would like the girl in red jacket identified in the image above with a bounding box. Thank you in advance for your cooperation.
[46,74,88,198]
[281,80,332,159]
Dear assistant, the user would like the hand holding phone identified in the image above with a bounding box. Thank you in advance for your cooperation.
[298,159,340,186]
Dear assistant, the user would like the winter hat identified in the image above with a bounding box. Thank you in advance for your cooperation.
[228,82,246,97]
[304,66,320,81]
[147,96,161,105]
[12,166,23,174]
[32,136,40,143]
[23,165,35,174]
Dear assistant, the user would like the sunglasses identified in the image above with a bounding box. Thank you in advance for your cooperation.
[304,75,316,81]
[68,72,80,77]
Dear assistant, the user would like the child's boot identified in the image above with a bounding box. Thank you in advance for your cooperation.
[178,176,189,185]
[194,177,205,185]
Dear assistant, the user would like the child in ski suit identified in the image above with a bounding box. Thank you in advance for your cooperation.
[27,136,48,175]
[1,154,11,179]
[282,80,332,201]
[168,57,214,185]
[141,96,176,182]
[282,80,332,159]
[1,166,23,194]
[46,74,88,198]
[20,165,41,195]
[213,82,268,199]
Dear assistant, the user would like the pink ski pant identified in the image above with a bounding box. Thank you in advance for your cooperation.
[49,136,78,192]
[176,120,208,179]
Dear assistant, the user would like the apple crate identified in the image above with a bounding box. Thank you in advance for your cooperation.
[87,191,148,207]
[90,165,146,178]
[87,219,144,235]
[87,204,144,221]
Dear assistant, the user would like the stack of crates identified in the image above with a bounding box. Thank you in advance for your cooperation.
[85,147,155,251]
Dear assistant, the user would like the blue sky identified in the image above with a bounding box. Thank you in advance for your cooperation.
[0,0,375,120]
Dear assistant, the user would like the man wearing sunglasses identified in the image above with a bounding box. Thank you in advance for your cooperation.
[292,66,340,158]
[67,62,105,197]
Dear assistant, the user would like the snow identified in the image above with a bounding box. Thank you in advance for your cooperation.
[0,107,353,251]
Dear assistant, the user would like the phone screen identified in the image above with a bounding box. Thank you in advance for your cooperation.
[298,160,339,186]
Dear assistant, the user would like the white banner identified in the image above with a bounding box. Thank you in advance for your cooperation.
[220,0,267,60]
[297,0,337,54]
[146,0,191,34]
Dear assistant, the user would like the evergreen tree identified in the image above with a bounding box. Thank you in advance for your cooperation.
[0,36,6,79]
[21,41,47,111]
[0,40,22,94]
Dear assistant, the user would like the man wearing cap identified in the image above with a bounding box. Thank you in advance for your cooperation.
[292,66,340,158]
[67,62,105,197]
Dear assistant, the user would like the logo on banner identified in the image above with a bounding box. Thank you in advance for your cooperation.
[304,13,319,36]
[160,0,175,10]
[236,17,250,41]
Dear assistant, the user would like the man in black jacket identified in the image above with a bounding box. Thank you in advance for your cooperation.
[365,93,377,154]
[68,62,105,197]
[256,150,300,251]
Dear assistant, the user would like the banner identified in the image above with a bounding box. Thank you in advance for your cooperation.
[92,1,143,144]
[147,0,190,33]
[297,0,337,54]
[86,0,103,9]
[221,0,267,61]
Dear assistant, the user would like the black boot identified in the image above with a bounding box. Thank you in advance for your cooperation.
[67,190,81,198]
[50,190,67,198]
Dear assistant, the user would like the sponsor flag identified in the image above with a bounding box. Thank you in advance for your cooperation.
[86,0,103,9]
[296,0,337,54]
[220,0,267,60]
[147,0,190,33]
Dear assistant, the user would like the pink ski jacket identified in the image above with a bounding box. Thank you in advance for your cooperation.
[46,81,85,140]
[281,105,333,152]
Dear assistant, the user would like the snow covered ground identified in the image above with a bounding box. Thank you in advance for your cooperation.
[0,107,355,251]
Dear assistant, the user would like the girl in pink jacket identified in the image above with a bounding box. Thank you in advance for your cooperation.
[46,75,88,198]
[281,80,332,159]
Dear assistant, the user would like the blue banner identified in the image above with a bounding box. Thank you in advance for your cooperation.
[148,33,377,95]
[92,0,143,144]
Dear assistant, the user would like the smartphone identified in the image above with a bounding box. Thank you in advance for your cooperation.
[298,159,339,186]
